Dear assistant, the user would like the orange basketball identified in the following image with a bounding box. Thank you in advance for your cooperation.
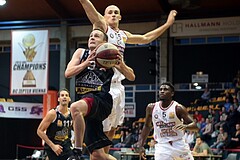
[95,43,119,69]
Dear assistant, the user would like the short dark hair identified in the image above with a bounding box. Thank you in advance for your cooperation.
[93,28,108,42]
[57,88,70,97]
[161,82,175,92]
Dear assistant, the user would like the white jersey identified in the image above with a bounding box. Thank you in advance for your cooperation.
[106,26,127,55]
[102,26,128,131]
[152,101,184,144]
[106,26,127,83]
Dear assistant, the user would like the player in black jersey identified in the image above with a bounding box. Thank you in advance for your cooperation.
[37,88,73,160]
[65,29,135,160]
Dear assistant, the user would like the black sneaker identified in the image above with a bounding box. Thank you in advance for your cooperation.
[67,148,82,160]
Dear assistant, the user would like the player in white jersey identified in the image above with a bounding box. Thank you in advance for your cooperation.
[135,82,199,160]
[102,26,127,135]
[78,0,177,154]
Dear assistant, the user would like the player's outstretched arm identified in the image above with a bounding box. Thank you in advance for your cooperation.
[125,10,177,44]
[79,0,107,32]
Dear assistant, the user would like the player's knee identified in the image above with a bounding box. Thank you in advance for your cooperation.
[70,102,81,117]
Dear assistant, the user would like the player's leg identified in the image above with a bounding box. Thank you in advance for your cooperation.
[70,99,88,149]
[90,148,116,160]
[104,127,117,153]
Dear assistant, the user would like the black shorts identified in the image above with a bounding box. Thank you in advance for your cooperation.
[79,92,113,153]
[45,141,73,160]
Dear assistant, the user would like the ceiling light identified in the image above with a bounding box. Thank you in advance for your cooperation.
[0,0,6,6]
[193,83,198,86]
[195,86,202,89]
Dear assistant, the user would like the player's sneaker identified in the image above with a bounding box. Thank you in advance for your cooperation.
[67,148,82,160]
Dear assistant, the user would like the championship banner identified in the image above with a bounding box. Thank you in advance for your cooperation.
[124,102,136,118]
[10,30,49,95]
[0,102,43,119]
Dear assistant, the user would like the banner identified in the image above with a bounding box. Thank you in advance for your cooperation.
[10,30,49,95]
[170,16,240,37]
[0,102,43,119]
[124,102,136,118]
[43,90,58,118]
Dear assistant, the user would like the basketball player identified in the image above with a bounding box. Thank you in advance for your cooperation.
[65,29,135,160]
[78,0,177,153]
[37,88,73,160]
[135,82,199,160]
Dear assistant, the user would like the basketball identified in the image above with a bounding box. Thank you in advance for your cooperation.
[95,42,119,69]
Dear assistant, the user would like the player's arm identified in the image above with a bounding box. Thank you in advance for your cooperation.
[65,48,94,78]
[174,104,199,132]
[137,103,154,148]
[125,10,177,44]
[78,0,108,32]
[114,53,135,81]
[37,109,63,156]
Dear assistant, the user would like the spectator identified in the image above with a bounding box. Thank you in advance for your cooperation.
[225,105,239,135]
[195,88,211,105]
[201,88,211,104]
[225,123,240,149]
[201,118,213,145]
[214,106,228,131]
[210,127,228,155]
[233,97,239,110]
[192,136,213,156]
[114,129,135,148]
[199,117,206,135]
[193,111,203,122]
[224,97,232,112]
[183,130,196,148]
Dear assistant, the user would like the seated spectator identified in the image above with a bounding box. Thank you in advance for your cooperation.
[225,105,239,135]
[211,109,220,127]
[214,106,228,131]
[201,118,213,145]
[192,136,213,156]
[195,88,211,105]
[225,123,240,149]
[193,111,203,122]
[183,130,196,148]
[114,129,135,148]
[199,117,206,135]
[233,97,239,110]
[201,88,211,104]
[210,127,228,155]
[205,108,214,122]
[224,97,232,112]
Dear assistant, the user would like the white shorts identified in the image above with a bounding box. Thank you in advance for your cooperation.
[154,139,194,160]
[103,83,125,132]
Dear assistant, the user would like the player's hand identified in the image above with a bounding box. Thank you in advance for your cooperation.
[172,118,187,131]
[114,52,124,68]
[52,144,63,156]
[166,10,177,26]
[133,143,147,160]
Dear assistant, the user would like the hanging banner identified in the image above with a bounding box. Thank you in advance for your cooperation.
[10,30,49,95]
[0,102,43,119]
[43,90,58,118]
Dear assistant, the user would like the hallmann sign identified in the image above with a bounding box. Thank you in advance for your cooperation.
[170,16,240,37]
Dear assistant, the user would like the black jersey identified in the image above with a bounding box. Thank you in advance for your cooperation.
[44,106,73,150]
[75,49,114,96]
